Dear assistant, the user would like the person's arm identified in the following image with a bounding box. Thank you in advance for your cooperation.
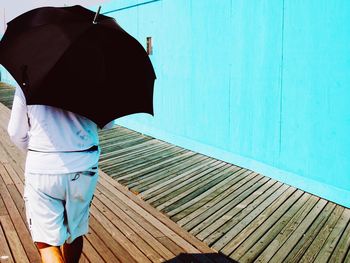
[7,87,29,152]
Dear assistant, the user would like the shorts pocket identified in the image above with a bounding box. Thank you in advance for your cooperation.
[69,171,98,203]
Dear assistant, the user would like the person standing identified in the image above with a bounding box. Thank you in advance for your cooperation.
[8,85,113,262]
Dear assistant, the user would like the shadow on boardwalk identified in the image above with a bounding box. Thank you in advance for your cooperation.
[164,253,238,263]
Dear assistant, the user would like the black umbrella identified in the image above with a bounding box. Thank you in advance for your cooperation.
[0,5,156,128]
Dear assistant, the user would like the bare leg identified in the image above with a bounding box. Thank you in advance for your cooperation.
[36,242,64,263]
[61,236,84,263]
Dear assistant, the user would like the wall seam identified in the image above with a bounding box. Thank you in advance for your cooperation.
[278,0,285,156]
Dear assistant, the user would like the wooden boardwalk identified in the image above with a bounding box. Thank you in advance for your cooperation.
[0,87,233,262]
[98,128,350,263]
[1,83,350,262]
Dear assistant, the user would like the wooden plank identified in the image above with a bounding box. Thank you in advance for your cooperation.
[203,182,288,247]
[0,140,10,164]
[0,216,14,263]
[0,162,13,185]
[0,192,8,216]
[240,195,321,262]
[94,184,205,263]
[94,187,176,261]
[0,175,41,263]
[140,157,215,200]
[267,198,328,262]
[231,192,312,261]
[102,143,175,170]
[106,148,189,178]
[0,215,29,263]
[7,184,26,223]
[99,127,133,138]
[107,146,186,174]
[100,138,159,160]
[313,208,350,263]
[170,168,250,220]
[97,171,214,255]
[128,154,210,191]
[101,177,202,258]
[90,204,153,263]
[187,175,268,235]
[0,102,11,129]
[4,162,24,188]
[123,153,199,191]
[216,187,300,254]
[153,163,232,211]
[102,137,153,155]
[298,205,345,263]
[198,180,281,242]
[100,132,142,146]
[96,183,165,239]
[344,249,350,263]
[156,236,186,257]
[100,137,152,155]
[99,126,140,139]
[84,228,121,263]
[100,136,147,152]
[177,170,257,228]
[102,130,148,142]
[147,161,227,205]
[2,162,25,212]
[0,127,26,171]
[82,236,106,263]
[89,216,137,263]
[4,153,26,183]
[99,140,163,165]
[101,138,138,152]
[328,212,350,263]
[158,165,242,214]
[103,138,152,153]
[140,156,214,199]
[99,125,134,137]
[112,151,195,181]
[283,201,337,263]
[79,253,90,263]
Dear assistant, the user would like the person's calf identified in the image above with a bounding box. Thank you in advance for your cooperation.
[36,242,65,263]
[61,235,84,263]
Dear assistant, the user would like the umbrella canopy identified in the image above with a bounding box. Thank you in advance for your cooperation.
[0,5,156,128]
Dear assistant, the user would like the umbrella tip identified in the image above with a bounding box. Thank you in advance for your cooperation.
[93,6,101,24]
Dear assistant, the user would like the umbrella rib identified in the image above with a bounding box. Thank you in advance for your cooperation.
[93,6,102,24]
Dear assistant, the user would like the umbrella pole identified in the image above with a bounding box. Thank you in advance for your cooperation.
[93,6,101,24]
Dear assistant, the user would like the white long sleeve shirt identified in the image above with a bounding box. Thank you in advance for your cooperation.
[8,86,113,174]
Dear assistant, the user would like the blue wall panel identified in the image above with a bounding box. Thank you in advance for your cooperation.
[227,1,283,166]
[0,65,18,87]
[96,0,349,207]
[0,0,348,206]
[281,1,350,191]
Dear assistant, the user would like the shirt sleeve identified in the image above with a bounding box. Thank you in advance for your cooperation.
[7,87,29,152]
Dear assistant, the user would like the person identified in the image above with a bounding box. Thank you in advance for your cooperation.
[8,85,113,262]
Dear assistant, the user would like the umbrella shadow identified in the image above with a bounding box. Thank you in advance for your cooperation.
[163,252,238,263]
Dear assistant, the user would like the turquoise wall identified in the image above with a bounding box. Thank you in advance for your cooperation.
[97,0,350,207]
[0,65,18,87]
[0,1,348,206]
[89,1,347,207]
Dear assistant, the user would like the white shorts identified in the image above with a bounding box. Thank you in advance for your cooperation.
[23,168,98,246]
